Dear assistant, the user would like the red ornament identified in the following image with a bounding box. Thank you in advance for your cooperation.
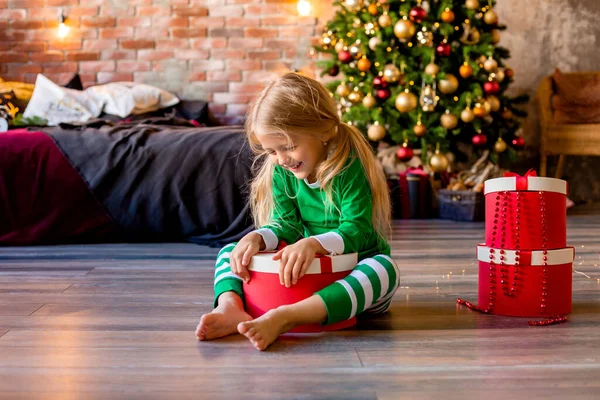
[436,42,452,57]
[373,76,388,89]
[472,133,488,146]
[328,64,340,77]
[338,50,353,64]
[376,88,391,100]
[512,136,525,149]
[409,6,427,23]
[484,81,500,94]
[396,144,414,162]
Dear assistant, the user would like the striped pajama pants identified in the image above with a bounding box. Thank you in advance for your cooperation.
[213,243,400,325]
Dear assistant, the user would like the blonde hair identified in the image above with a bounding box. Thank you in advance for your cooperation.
[245,72,391,240]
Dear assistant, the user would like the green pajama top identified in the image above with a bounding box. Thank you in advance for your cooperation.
[256,157,390,261]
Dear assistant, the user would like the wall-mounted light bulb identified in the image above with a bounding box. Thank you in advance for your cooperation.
[58,13,70,38]
[297,0,311,16]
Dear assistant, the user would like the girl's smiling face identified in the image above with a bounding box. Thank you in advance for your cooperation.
[257,132,329,183]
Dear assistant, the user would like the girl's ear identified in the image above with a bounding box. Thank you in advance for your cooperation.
[321,129,336,145]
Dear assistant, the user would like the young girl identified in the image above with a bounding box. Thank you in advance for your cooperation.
[195,73,400,350]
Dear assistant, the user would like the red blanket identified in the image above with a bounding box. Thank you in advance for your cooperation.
[0,129,119,245]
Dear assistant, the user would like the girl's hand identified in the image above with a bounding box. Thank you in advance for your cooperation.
[273,238,323,287]
[230,232,265,283]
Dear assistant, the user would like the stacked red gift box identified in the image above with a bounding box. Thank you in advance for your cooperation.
[459,171,574,324]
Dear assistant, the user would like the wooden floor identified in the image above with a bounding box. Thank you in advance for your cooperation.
[1,214,599,399]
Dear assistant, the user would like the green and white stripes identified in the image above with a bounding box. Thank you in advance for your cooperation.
[213,243,240,286]
[212,243,400,323]
[213,243,244,307]
[316,254,400,324]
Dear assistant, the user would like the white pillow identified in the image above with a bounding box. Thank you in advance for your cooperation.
[23,74,102,126]
[85,82,179,118]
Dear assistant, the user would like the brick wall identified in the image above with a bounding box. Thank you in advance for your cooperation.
[0,0,330,124]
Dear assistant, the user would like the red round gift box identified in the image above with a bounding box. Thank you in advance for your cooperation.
[477,245,573,317]
[484,175,567,250]
[243,253,358,333]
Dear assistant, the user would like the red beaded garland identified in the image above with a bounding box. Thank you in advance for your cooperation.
[458,189,568,326]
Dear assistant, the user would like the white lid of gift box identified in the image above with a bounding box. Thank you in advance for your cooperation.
[477,245,574,265]
[249,252,358,274]
[484,176,567,195]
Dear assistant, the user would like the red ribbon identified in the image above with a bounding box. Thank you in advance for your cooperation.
[503,169,537,191]
[518,250,532,266]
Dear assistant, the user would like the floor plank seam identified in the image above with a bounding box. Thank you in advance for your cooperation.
[61,284,73,294]
[28,304,46,316]
[356,349,364,367]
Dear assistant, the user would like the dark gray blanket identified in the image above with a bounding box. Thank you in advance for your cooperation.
[41,120,255,246]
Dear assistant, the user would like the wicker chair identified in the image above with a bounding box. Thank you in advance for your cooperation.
[537,72,600,178]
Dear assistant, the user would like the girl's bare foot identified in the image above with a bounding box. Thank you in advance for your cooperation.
[195,293,252,341]
[237,307,296,351]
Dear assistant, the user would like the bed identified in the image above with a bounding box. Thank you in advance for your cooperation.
[0,118,255,247]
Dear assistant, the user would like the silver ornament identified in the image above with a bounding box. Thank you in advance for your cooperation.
[417,28,434,46]
[420,81,438,112]
[368,36,382,50]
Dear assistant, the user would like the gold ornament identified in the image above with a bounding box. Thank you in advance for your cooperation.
[349,43,362,59]
[465,0,480,10]
[494,69,505,82]
[395,90,418,113]
[438,74,459,94]
[491,29,501,44]
[430,149,449,173]
[383,64,401,83]
[378,13,392,28]
[461,107,475,123]
[363,94,376,109]
[502,108,513,119]
[335,40,345,53]
[420,82,437,112]
[478,55,487,64]
[459,62,473,78]
[336,84,350,97]
[368,3,378,16]
[484,10,498,25]
[414,121,427,137]
[494,138,507,153]
[358,57,372,72]
[348,89,364,104]
[394,18,416,41]
[482,100,492,114]
[487,95,501,112]
[441,8,455,23]
[368,37,381,50]
[424,63,440,76]
[460,21,480,45]
[472,103,485,118]
[441,110,458,129]
[483,57,498,72]
[417,28,434,46]
[367,122,386,141]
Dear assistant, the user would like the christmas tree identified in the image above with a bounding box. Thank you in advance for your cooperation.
[314,0,528,171]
